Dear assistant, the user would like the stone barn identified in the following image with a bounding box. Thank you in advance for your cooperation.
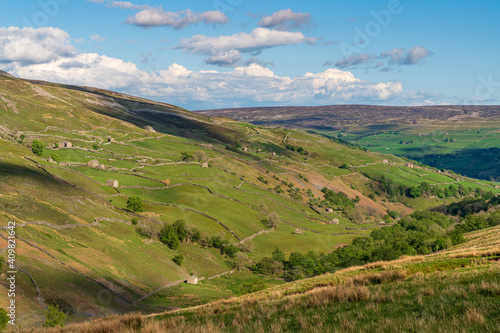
[61,141,72,148]
[326,208,334,213]
[108,138,115,143]
[106,179,119,187]
[201,162,209,168]
[88,160,99,168]
[186,276,198,285]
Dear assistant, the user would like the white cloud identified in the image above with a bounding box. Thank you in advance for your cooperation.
[125,7,229,29]
[90,33,106,43]
[109,1,149,10]
[0,27,76,65]
[205,50,242,67]
[178,27,317,66]
[0,26,405,109]
[258,9,312,31]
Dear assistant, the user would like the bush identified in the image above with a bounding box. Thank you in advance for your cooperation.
[240,281,268,295]
[127,197,144,213]
[92,143,99,150]
[31,139,44,156]
[43,305,66,328]
[387,210,400,219]
[0,308,8,331]
[50,153,61,163]
[172,254,184,266]
[131,217,139,225]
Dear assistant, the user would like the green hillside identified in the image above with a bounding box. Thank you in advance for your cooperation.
[0,72,499,329]
[27,224,500,332]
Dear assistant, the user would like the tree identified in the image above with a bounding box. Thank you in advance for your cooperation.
[173,220,188,243]
[0,308,8,331]
[172,254,184,266]
[31,140,44,156]
[127,196,144,212]
[160,225,180,250]
[131,217,138,225]
[180,152,194,162]
[92,143,99,150]
[43,305,66,328]
[235,252,248,271]
[272,247,285,263]
[267,212,280,229]
[50,153,61,163]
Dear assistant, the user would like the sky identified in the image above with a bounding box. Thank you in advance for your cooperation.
[0,0,499,110]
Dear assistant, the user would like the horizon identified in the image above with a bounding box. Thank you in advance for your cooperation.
[1,0,499,110]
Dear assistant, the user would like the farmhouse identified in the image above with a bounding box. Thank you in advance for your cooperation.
[405,162,414,169]
[106,179,119,187]
[186,276,198,285]
[60,141,72,148]
[88,160,99,168]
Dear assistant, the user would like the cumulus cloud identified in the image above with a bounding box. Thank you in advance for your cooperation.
[178,27,317,66]
[0,26,406,109]
[205,50,242,67]
[258,9,312,31]
[0,27,76,65]
[125,7,229,29]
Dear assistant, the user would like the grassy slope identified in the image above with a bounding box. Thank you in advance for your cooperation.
[30,225,500,333]
[0,73,499,328]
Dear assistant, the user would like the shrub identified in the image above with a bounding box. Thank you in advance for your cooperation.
[127,197,144,213]
[43,305,66,328]
[0,308,8,331]
[131,217,139,225]
[50,153,61,163]
[92,143,99,150]
[31,139,44,156]
[240,281,268,295]
[172,254,184,266]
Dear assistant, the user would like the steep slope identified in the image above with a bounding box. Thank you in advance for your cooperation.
[0,73,498,328]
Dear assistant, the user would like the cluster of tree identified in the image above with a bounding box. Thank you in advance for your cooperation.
[137,219,240,258]
[285,144,309,156]
[432,194,499,217]
[370,175,481,200]
[31,139,44,156]
[252,210,466,281]
[308,187,355,211]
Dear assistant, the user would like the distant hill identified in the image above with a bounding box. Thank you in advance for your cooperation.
[196,105,500,181]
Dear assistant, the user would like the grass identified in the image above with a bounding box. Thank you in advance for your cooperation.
[28,224,500,332]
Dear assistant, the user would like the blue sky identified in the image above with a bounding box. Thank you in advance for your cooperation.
[1,0,499,110]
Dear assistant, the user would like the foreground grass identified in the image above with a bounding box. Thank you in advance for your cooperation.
[28,254,500,332]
